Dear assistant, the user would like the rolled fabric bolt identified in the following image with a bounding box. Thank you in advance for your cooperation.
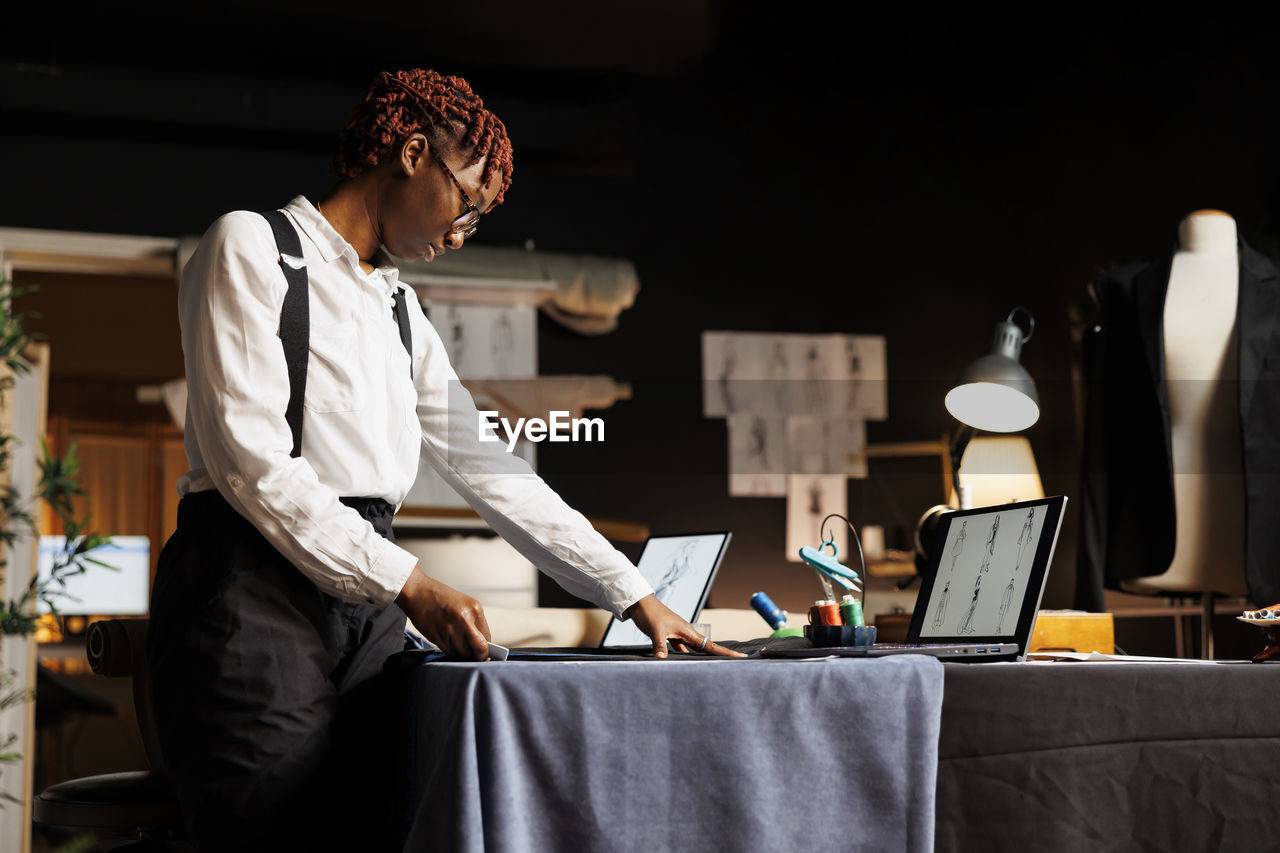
[751,591,788,630]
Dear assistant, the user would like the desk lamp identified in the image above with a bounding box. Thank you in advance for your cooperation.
[903,307,1041,588]
[943,306,1039,507]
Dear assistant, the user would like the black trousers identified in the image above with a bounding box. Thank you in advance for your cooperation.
[147,491,406,852]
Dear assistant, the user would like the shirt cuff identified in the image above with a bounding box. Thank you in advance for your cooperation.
[354,538,420,609]
[602,563,655,620]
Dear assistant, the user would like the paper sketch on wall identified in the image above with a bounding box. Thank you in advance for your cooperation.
[785,474,847,568]
[432,302,537,379]
[728,414,788,496]
[843,335,888,419]
[787,416,868,477]
[703,331,886,501]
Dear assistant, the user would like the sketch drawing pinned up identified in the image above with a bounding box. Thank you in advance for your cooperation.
[958,515,1000,635]
[751,418,770,468]
[433,302,536,379]
[492,308,515,370]
[719,336,738,414]
[767,340,789,414]
[843,336,887,420]
[442,304,466,370]
[798,341,824,412]
[932,519,968,629]
[784,474,847,563]
[728,415,787,496]
[786,416,868,478]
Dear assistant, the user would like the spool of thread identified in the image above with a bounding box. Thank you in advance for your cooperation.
[817,600,842,626]
[750,591,788,630]
[840,594,865,627]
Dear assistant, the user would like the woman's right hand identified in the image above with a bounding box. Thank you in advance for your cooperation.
[395,567,492,660]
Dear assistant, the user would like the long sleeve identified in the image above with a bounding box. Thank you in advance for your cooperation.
[179,211,418,607]
[405,298,654,619]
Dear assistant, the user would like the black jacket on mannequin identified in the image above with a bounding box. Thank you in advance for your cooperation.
[1076,237,1280,612]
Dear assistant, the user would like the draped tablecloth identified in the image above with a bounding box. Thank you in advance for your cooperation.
[390,654,944,853]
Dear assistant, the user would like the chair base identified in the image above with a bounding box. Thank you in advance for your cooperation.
[34,770,184,835]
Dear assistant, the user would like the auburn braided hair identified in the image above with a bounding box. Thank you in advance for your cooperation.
[331,68,514,207]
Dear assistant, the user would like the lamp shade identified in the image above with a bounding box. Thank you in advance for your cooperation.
[947,435,1044,508]
[945,311,1040,432]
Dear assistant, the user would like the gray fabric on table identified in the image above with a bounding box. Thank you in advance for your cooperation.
[937,661,1280,852]
[395,655,944,853]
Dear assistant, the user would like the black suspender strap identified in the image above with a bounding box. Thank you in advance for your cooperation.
[392,288,414,380]
[260,209,309,459]
[258,207,415,459]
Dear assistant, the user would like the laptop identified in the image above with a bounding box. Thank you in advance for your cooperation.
[501,531,732,658]
[762,496,1067,662]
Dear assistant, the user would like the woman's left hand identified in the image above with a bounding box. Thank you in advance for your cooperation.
[624,594,746,658]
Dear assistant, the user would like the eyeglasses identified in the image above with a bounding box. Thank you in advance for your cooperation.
[381,76,486,238]
[434,154,481,238]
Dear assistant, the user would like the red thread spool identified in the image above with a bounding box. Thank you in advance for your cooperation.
[817,602,842,626]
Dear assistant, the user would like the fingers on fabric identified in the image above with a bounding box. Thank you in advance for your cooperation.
[704,639,746,658]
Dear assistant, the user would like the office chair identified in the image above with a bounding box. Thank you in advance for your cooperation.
[33,618,189,851]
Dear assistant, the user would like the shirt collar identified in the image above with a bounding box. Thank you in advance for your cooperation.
[284,196,401,282]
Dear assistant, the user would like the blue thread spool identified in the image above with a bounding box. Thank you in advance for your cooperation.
[750,591,787,630]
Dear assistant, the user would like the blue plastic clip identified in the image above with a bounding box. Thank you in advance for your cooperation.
[799,541,862,592]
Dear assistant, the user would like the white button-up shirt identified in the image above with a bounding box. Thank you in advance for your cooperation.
[178,196,652,616]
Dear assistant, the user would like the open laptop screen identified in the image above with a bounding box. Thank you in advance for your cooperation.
[600,532,731,648]
[913,497,1066,644]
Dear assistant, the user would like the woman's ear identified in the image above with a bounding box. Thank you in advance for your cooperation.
[398,133,430,176]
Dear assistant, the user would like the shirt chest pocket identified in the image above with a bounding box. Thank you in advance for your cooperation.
[305,321,364,413]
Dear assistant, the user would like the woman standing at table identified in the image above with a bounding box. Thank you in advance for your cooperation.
[147,67,739,851]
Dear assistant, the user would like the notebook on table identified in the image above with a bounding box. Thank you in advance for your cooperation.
[762,496,1068,662]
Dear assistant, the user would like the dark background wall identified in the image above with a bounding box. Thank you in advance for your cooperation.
[4,4,1280,632]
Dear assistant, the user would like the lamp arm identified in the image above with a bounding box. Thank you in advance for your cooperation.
[949,424,976,502]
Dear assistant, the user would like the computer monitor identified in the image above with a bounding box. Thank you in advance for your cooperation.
[36,535,151,616]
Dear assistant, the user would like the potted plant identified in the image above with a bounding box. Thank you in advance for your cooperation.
[0,276,110,848]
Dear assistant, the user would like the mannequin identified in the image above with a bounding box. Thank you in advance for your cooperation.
[1075,208,1280,658]
[1123,210,1248,600]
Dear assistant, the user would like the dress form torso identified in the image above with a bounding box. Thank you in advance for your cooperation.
[1126,211,1248,595]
